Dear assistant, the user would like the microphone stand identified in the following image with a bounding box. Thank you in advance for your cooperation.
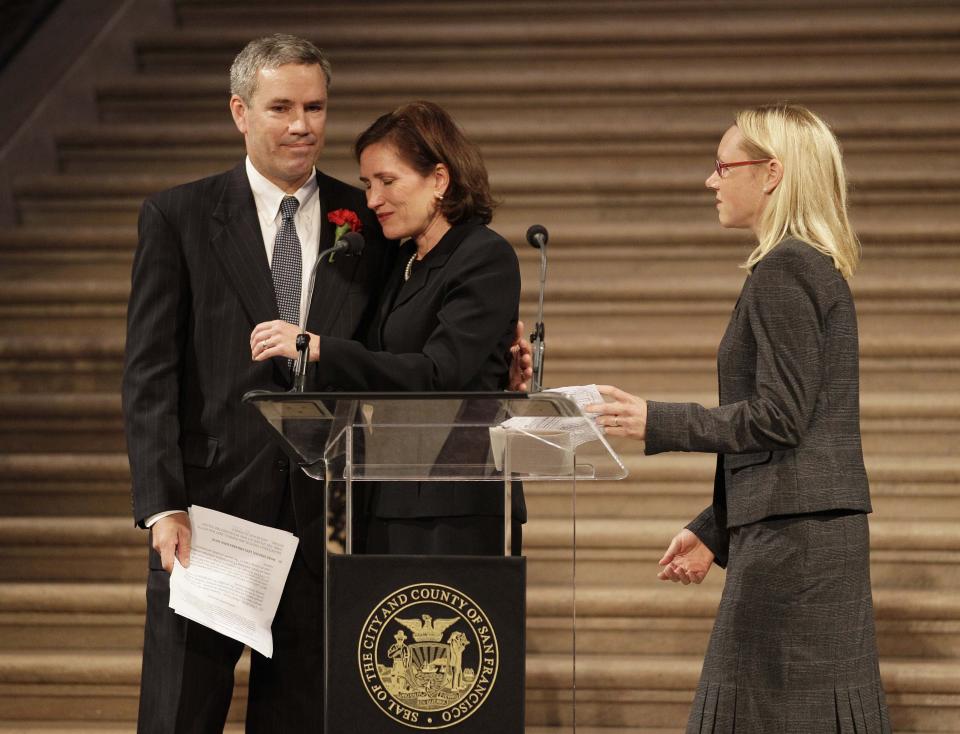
[291,233,364,392]
[531,247,546,393]
[526,225,549,393]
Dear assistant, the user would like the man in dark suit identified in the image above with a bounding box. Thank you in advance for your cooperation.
[121,34,395,733]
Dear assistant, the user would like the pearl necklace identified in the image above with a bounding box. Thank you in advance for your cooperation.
[404,253,417,281]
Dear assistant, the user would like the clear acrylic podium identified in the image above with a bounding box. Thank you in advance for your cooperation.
[244,390,627,733]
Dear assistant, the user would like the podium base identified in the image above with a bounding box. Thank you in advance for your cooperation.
[326,555,525,733]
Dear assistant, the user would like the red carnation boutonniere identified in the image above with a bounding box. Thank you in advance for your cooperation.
[327,209,363,262]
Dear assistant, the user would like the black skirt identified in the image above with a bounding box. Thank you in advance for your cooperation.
[688,511,891,733]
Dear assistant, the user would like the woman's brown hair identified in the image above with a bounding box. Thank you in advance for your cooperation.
[354,100,496,225]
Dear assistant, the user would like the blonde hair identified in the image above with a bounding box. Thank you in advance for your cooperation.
[735,104,860,278]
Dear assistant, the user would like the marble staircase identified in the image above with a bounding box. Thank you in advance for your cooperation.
[0,0,958,730]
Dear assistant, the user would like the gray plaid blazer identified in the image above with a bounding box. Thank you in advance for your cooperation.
[644,238,871,566]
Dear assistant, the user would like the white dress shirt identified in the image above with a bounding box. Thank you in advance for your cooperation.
[145,159,323,529]
[246,156,322,327]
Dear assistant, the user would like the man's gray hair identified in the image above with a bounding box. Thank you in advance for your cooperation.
[230,33,331,102]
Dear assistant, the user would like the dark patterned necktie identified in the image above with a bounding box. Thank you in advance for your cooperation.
[271,195,302,327]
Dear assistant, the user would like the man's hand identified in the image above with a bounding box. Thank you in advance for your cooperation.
[152,513,192,573]
[508,320,534,392]
[658,528,714,585]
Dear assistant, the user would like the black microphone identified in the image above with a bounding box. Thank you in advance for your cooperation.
[291,232,366,392]
[333,230,364,257]
[525,225,549,392]
[526,224,548,249]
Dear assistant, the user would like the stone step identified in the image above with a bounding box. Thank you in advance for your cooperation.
[1,447,959,519]
[0,516,958,590]
[1,229,957,303]
[100,53,960,94]
[0,387,956,426]
[2,383,957,456]
[1,580,958,660]
[141,4,960,64]
[52,121,960,176]
[0,334,125,393]
[518,256,960,296]
[539,332,960,394]
[0,394,124,453]
[2,282,958,352]
[0,726,224,734]
[524,452,960,520]
[531,587,960,660]
[0,220,960,278]
[3,272,958,329]
[525,519,960,591]
[11,192,957,230]
[0,648,951,729]
[7,274,960,342]
[13,167,960,208]
[0,583,145,651]
[1,0,954,730]
[2,331,959,394]
[3,222,959,285]
[96,84,960,134]
[1,450,958,519]
[137,32,960,75]
[0,228,133,276]
[92,68,960,125]
[56,115,960,151]
[0,727,696,734]
[0,453,131,514]
[169,0,960,26]
[0,722,944,734]
[12,166,960,231]
[0,724,681,734]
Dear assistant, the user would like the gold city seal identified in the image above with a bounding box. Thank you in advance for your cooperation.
[358,582,499,729]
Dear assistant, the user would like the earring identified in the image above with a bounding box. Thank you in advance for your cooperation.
[434,192,443,201]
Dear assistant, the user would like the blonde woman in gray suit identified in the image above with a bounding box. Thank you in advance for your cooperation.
[588,104,891,733]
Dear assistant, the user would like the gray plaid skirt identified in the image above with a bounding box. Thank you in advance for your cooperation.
[688,511,891,733]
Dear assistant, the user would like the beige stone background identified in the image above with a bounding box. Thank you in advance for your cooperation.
[0,0,957,731]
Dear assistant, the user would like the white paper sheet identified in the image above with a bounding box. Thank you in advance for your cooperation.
[168,505,299,658]
[490,385,607,472]
[500,384,605,448]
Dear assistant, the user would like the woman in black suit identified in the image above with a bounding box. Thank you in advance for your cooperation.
[588,104,890,732]
[252,100,522,555]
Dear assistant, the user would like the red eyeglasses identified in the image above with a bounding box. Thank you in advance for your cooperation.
[715,158,772,178]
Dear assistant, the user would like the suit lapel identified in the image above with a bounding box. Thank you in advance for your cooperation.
[390,223,467,311]
[368,244,412,350]
[209,163,280,327]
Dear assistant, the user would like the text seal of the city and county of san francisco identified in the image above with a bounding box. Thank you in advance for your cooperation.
[357,582,499,729]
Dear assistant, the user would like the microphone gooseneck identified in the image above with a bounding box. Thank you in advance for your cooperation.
[291,232,366,392]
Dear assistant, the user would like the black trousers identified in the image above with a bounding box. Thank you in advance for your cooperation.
[137,493,324,733]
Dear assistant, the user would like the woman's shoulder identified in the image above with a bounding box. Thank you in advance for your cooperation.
[455,222,519,267]
[754,237,844,285]
[749,237,851,314]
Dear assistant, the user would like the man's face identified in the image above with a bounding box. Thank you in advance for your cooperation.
[230,63,328,193]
